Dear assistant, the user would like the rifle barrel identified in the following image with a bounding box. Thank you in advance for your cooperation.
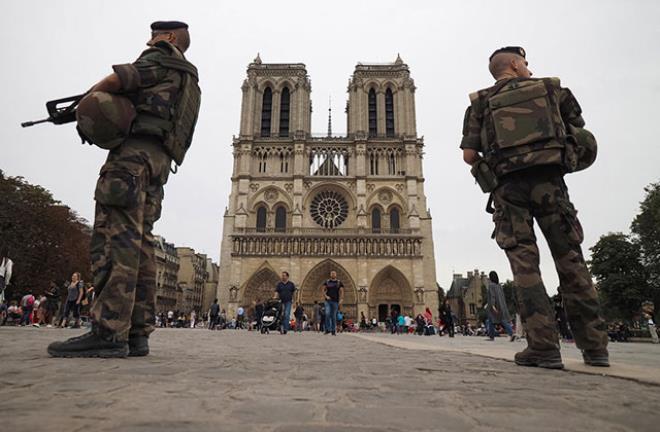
[21,118,50,128]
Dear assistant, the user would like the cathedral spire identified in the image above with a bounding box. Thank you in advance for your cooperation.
[327,95,332,137]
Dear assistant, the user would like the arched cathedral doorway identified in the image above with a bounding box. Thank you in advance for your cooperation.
[369,266,414,321]
[300,260,358,321]
[241,266,280,315]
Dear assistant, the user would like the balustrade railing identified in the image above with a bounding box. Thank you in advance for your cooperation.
[230,233,422,258]
[234,227,416,235]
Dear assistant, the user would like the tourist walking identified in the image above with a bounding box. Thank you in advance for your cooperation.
[360,311,368,330]
[319,304,326,333]
[442,301,455,337]
[642,302,658,344]
[0,247,13,304]
[275,271,296,334]
[554,292,573,341]
[294,303,304,332]
[60,273,84,328]
[390,308,400,334]
[190,310,197,328]
[209,299,220,330]
[236,306,245,329]
[313,300,322,332]
[485,271,514,341]
[322,271,343,335]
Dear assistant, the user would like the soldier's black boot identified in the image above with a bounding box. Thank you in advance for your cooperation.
[47,326,128,358]
[582,349,609,367]
[128,336,149,357]
[514,348,564,369]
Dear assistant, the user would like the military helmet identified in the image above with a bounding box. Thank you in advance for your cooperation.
[76,91,136,150]
[568,124,598,172]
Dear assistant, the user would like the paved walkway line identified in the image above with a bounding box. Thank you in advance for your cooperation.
[348,333,660,386]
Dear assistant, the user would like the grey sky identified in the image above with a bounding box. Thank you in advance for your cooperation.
[3,0,659,293]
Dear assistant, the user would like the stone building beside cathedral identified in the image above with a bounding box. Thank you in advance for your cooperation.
[217,55,438,322]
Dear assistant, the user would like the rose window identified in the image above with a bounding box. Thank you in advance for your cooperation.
[310,191,348,229]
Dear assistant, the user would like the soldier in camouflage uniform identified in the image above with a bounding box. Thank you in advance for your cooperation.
[461,47,608,369]
[48,21,200,358]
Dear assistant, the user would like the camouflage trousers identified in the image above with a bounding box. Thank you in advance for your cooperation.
[89,137,171,341]
[491,168,608,352]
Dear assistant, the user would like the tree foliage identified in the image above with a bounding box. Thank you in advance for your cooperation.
[631,181,660,311]
[0,170,91,301]
[590,233,649,319]
[501,280,518,316]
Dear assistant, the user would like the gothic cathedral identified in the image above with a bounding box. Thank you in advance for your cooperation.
[217,55,438,322]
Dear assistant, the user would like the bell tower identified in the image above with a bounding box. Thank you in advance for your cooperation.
[239,53,312,139]
[346,54,417,139]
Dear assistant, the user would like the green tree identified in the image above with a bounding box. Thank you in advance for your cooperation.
[590,233,649,320]
[0,170,91,301]
[631,181,660,318]
[501,280,518,316]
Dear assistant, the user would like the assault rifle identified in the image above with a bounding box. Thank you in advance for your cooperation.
[21,94,86,128]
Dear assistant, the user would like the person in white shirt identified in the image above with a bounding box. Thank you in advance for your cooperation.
[167,310,174,327]
[0,247,14,304]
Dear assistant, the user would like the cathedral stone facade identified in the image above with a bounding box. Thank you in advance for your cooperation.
[217,55,438,322]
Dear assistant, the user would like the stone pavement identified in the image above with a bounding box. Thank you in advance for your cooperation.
[352,333,660,385]
[1,327,659,432]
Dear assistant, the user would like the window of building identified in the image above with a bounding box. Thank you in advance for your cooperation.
[390,207,400,233]
[368,88,377,137]
[275,206,287,232]
[370,152,379,175]
[279,152,289,173]
[258,152,268,173]
[371,207,381,233]
[256,206,267,232]
[388,151,396,175]
[385,88,395,137]
[279,87,290,137]
[261,87,272,137]
[469,303,476,315]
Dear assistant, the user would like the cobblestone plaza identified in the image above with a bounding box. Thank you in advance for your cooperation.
[1,327,659,431]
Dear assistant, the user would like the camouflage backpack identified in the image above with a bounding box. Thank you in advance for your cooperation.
[153,53,201,166]
[470,78,574,177]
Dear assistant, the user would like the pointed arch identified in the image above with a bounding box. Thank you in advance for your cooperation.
[385,87,395,137]
[261,87,273,137]
[368,88,377,137]
[371,206,382,233]
[256,206,267,232]
[279,87,290,137]
[241,265,280,310]
[275,205,287,232]
[389,206,401,233]
[368,265,414,314]
[300,259,357,318]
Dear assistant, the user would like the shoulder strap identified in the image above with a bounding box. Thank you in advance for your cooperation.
[154,56,199,80]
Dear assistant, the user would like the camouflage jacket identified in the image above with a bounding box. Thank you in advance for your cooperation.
[460,77,585,176]
[112,41,189,140]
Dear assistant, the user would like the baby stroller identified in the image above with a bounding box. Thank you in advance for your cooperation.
[260,299,282,334]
